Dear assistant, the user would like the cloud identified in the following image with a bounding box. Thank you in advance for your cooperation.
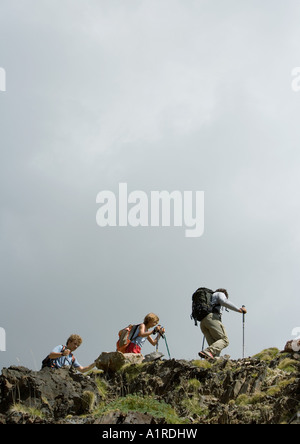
[1,1,300,368]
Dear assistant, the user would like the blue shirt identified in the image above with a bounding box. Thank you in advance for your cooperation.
[51,345,81,368]
[131,326,147,348]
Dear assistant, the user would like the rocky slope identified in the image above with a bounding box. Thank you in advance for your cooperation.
[0,348,299,424]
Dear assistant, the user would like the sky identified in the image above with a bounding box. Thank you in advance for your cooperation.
[0,0,300,371]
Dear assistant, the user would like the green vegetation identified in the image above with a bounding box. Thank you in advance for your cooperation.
[265,378,296,396]
[252,348,280,361]
[94,394,186,424]
[277,358,298,374]
[118,363,146,382]
[82,391,96,413]
[187,378,201,391]
[191,359,212,369]
[95,376,108,398]
[10,403,45,419]
[180,397,208,418]
[235,392,266,406]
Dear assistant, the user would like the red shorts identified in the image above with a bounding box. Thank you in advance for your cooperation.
[125,342,142,354]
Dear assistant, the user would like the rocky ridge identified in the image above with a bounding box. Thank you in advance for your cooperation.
[0,348,299,424]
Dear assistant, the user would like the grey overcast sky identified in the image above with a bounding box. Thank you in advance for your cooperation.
[1,0,300,370]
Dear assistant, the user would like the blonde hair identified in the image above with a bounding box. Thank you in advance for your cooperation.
[144,313,159,326]
[66,334,82,346]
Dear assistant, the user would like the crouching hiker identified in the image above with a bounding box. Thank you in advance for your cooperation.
[42,334,96,373]
[191,288,247,360]
[125,313,165,354]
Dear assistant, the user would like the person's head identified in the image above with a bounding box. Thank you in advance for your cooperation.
[144,313,159,328]
[66,334,82,351]
[215,288,229,299]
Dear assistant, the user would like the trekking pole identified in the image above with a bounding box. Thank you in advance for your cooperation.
[202,335,205,352]
[163,335,171,359]
[242,305,246,359]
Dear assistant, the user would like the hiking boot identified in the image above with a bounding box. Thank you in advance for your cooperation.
[198,350,215,361]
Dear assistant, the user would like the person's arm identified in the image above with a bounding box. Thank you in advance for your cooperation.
[49,352,63,359]
[216,292,247,313]
[49,346,70,359]
[138,324,154,338]
[138,324,165,346]
[77,361,97,374]
[147,327,165,346]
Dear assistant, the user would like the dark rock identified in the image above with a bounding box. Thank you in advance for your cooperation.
[0,365,100,419]
[143,352,164,362]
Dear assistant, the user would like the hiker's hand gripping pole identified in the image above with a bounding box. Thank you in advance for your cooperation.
[153,325,165,338]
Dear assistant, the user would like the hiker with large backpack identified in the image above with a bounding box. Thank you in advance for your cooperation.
[191,288,247,360]
[42,334,97,373]
[117,313,165,354]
